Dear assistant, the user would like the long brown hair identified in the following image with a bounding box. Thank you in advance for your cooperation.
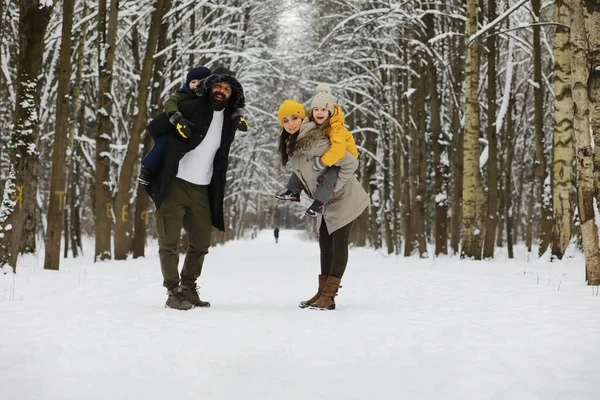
[278,128,298,166]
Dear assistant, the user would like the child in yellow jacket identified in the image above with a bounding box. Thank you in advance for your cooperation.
[276,84,359,217]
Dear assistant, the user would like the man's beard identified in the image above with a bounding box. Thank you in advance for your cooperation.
[210,92,229,111]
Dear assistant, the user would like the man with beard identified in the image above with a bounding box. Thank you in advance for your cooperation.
[145,67,245,310]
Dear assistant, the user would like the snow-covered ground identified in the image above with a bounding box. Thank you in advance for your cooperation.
[1,230,599,400]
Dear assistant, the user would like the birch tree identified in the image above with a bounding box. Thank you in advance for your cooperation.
[461,0,484,259]
[552,0,574,259]
[570,0,600,284]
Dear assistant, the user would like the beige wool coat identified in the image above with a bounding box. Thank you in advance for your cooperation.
[289,119,369,234]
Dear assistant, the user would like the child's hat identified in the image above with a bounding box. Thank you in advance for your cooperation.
[310,83,335,115]
[186,67,211,84]
[277,100,306,126]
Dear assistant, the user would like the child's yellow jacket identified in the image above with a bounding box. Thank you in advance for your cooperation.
[320,104,359,167]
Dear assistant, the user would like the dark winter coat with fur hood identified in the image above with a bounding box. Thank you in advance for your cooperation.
[289,118,369,233]
[145,73,245,231]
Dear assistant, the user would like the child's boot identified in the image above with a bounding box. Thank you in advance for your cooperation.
[276,189,300,202]
[305,199,324,218]
[138,166,152,186]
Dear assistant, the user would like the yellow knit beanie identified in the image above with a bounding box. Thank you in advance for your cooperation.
[277,100,306,126]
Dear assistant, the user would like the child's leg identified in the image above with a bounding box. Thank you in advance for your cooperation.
[141,135,168,171]
[286,173,303,194]
[276,173,302,201]
[313,166,340,204]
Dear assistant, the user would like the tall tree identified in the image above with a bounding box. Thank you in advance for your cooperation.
[426,6,448,256]
[571,0,600,284]
[483,0,498,259]
[588,0,600,207]
[532,0,552,256]
[461,0,485,259]
[113,0,167,260]
[552,0,574,259]
[0,0,53,272]
[44,0,75,270]
[132,0,172,259]
[450,13,466,255]
[94,0,119,261]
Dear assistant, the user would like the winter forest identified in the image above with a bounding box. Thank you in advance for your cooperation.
[1,0,599,282]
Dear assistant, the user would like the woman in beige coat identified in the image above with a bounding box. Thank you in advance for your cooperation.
[277,99,369,310]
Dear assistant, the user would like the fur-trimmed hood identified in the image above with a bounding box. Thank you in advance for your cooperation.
[195,73,245,112]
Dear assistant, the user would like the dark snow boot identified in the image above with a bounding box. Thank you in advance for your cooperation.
[298,274,328,308]
[275,190,300,202]
[305,199,324,218]
[138,166,152,186]
[181,283,211,307]
[165,286,194,310]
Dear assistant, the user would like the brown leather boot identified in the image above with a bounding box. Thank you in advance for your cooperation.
[181,283,211,307]
[310,276,341,310]
[298,274,328,308]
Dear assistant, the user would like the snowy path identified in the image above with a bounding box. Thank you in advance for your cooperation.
[1,230,599,400]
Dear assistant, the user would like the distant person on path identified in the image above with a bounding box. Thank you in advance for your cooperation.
[145,67,246,310]
[274,227,280,243]
[277,98,368,310]
[140,66,248,186]
[276,84,358,218]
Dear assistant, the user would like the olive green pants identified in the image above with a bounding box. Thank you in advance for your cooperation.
[157,178,212,289]
[319,220,354,279]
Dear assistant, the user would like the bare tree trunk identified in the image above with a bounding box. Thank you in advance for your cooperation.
[506,95,515,259]
[425,9,448,256]
[483,0,498,259]
[94,0,119,261]
[587,1,600,207]
[44,0,75,270]
[571,0,600,284]
[532,0,552,256]
[461,0,484,259]
[0,1,52,272]
[552,0,574,259]
[133,0,173,258]
[450,16,466,255]
[114,0,167,260]
[410,91,427,257]
[402,51,413,256]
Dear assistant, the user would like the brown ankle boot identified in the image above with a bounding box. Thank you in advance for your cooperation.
[299,274,328,308]
[181,283,211,307]
[310,276,341,310]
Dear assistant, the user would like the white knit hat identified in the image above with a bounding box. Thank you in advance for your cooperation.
[310,83,335,115]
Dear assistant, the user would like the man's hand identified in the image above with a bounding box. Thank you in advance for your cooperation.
[235,115,249,132]
[169,111,193,139]
[313,156,326,172]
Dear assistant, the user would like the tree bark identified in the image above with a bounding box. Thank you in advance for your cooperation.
[571,0,600,284]
[0,0,52,272]
[552,0,574,259]
[450,16,466,256]
[132,0,172,258]
[94,0,119,261]
[483,0,498,259]
[114,0,167,260]
[532,0,552,256]
[461,0,485,259]
[587,1,600,208]
[44,0,75,270]
[426,8,448,256]
[506,95,515,259]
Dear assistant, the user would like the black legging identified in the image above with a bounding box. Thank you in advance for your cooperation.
[319,220,354,278]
